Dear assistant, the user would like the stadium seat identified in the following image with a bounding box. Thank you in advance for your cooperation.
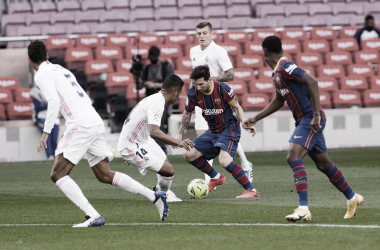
[308,4,333,17]
[46,36,72,51]
[284,4,309,18]
[176,56,193,70]
[350,15,366,27]
[82,0,105,12]
[300,65,315,76]
[126,85,146,107]
[347,64,375,77]
[281,40,301,54]
[50,12,76,26]
[173,19,199,31]
[223,31,249,44]
[331,3,364,16]
[240,93,269,110]
[244,41,263,55]
[135,33,162,46]
[42,25,67,36]
[246,18,278,29]
[154,0,177,8]
[147,20,174,32]
[65,47,93,70]
[159,44,182,59]
[363,89,380,107]
[95,46,123,60]
[325,51,353,65]
[364,2,380,16]
[0,89,13,104]
[326,16,351,27]
[310,27,336,40]
[100,10,129,24]
[85,60,114,83]
[318,64,345,78]
[1,14,27,36]
[66,25,91,35]
[14,88,31,103]
[75,35,101,48]
[155,7,179,20]
[130,0,153,9]
[332,38,359,52]
[316,77,339,92]
[339,26,359,39]
[221,17,248,30]
[332,90,362,108]
[236,55,264,68]
[8,2,32,14]
[303,17,326,27]
[219,42,241,56]
[130,8,155,22]
[202,0,226,7]
[295,52,323,66]
[303,40,330,53]
[0,104,6,121]
[33,1,56,14]
[164,33,191,45]
[57,1,81,13]
[105,34,131,47]
[248,79,276,94]
[252,29,278,41]
[178,0,201,8]
[281,28,307,41]
[361,38,380,52]
[203,5,227,19]
[354,50,380,64]
[91,23,117,34]
[17,25,41,36]
[227,3,252,18]
[319,91,332,109]
[233,68,254,81]
[115,59,132,73]
[105,72,134,95]
[340,76,368,91]
[25,13,51,27]
[6,103,32,120]
[116,23,148,33]
[257,67,274,79]
[106,0,130,11]
[75,11,101,25]
[125,45,150,60]
[0,77,21,93]
[178,6,203,20]
[257,5,285,18]
[370,76,380,89]
[228,80,248,95]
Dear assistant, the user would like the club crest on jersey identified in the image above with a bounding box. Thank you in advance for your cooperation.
[276,76,283,85]
[143,157,149,162]
[205,56,209,62]
[214,98,221,105]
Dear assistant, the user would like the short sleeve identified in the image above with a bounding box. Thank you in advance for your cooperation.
[147,105,164,126]
[221,83,238,106]
[280,62,306,82]
[217,48,233,72]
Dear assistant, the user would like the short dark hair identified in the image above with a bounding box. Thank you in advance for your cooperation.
[365,14,374,22]
[261,36,282,54]
[162,75,184,92]
[28,40,47,64]
[195,20,212,31]
[190,65,211,81]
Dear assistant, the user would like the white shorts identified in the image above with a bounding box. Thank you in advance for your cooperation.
[55,124,114,167]
[120,137,166,176]
[194,106,209,131]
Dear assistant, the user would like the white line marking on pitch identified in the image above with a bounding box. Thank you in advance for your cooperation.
[0,223,379,229]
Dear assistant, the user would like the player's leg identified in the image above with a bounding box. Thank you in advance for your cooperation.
[235,143,253,182]
[50,124,59,158]
[310,150,363,219]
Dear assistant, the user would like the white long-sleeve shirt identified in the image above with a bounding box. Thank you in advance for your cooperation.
[34,61,103,133]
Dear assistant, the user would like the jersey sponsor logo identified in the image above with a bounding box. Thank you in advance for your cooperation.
[110,36,128,44]
[330,54,348,61]
[369,92,380,100]
[0,80,16,87]
[339,93,357,101]
[101,49,119,57]
[284,64,298,75]
[140,36,158,43]
[277,88,289,97]
[169,35,187,43]
[316,29,333,37]
[51,38,69,46]
[227,89,234,97]
[360,53,378,61]
[353,67,370,74]
[214,98,221,105]
[202,109,224,115]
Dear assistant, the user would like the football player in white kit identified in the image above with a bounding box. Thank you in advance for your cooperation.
[118,75,194,202]
[187,20,253,184]
[28,40,169,227]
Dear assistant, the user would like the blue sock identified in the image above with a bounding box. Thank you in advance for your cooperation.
[289,160,308,206]
[190,157,218,178]
[225,162,254,190]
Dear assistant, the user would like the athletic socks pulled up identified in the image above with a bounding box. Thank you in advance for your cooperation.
[112,172,156,202]
[190,157,219,179]
[289,160,308,206]
[322,160,355,200]
[225,162,254,190]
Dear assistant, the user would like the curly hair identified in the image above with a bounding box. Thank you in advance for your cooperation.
[162,75,185,92]
[261,36,282,54]
[28,40,47,64]
[190,65,211,81]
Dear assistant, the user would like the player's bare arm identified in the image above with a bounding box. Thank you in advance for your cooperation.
[210,68,234,82]
[149,124,194,151]
[178,110,192,135]
[300,72,322,133]
[230,102,256,136]
[244,91,285,127]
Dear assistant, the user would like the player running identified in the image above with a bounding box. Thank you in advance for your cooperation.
[187,20,253,185]
[118,75,194,202]
[243,36,364,221]
[28,40,169,226]
[175,65,259,198]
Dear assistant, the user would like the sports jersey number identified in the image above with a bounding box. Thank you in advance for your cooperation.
[136,148,148,159]
[64,74,84,97]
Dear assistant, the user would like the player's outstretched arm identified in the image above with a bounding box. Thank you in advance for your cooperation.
[149,124,194,151]
[177,110,192,136]
[230,101,256,137]
[244,92,285,127]
[210,68,234,82]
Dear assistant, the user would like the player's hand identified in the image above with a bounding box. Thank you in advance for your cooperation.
[178,139,194,151]
[172,134,183,149]
[243,118,257,128]
[244,126,257,137]
[37,132,49,153]
[124,160,130,166]
[310,114,321,133]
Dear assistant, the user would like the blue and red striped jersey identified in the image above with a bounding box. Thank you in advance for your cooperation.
[185,81,239,134]
[273,57,326,125]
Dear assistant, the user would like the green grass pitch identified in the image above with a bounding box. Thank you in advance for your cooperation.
[1,147,379,250]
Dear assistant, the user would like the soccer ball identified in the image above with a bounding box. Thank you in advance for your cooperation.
[187,179,209,199]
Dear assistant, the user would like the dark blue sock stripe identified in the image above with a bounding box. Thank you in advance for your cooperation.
[290,159,303,167]
[226,162,254,190]
[289,160,308,207]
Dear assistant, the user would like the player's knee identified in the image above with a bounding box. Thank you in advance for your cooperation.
[316,162,330,172]
[50,171,64,183]
[183,151,195,162]
[286,154,300,164]
[95,174,113,184]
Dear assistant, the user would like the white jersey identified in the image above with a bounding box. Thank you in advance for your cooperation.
[34,61,103,133]
[360,30,379,41]
[117,92,165,151]
[190,40,233,77]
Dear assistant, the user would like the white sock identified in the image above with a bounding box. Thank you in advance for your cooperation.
[112,172,155,202]
[211,173,221,180]
[298,205,309,210]
[348,194,357,204]
[204,159,214,183]
[236,143,250,170]
[56,176,99,218]
[157,174,173,192]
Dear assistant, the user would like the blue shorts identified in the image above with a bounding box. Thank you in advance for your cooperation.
[193,124,241,160]
[289,117,327,159]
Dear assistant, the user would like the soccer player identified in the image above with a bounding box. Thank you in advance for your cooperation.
[175,65,259,198]
[189,20,253,184]
[118,75,194,202]
[243,36,364,221]
[28,40,169,227]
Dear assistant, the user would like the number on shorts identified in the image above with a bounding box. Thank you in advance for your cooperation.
[136,148,148,158]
